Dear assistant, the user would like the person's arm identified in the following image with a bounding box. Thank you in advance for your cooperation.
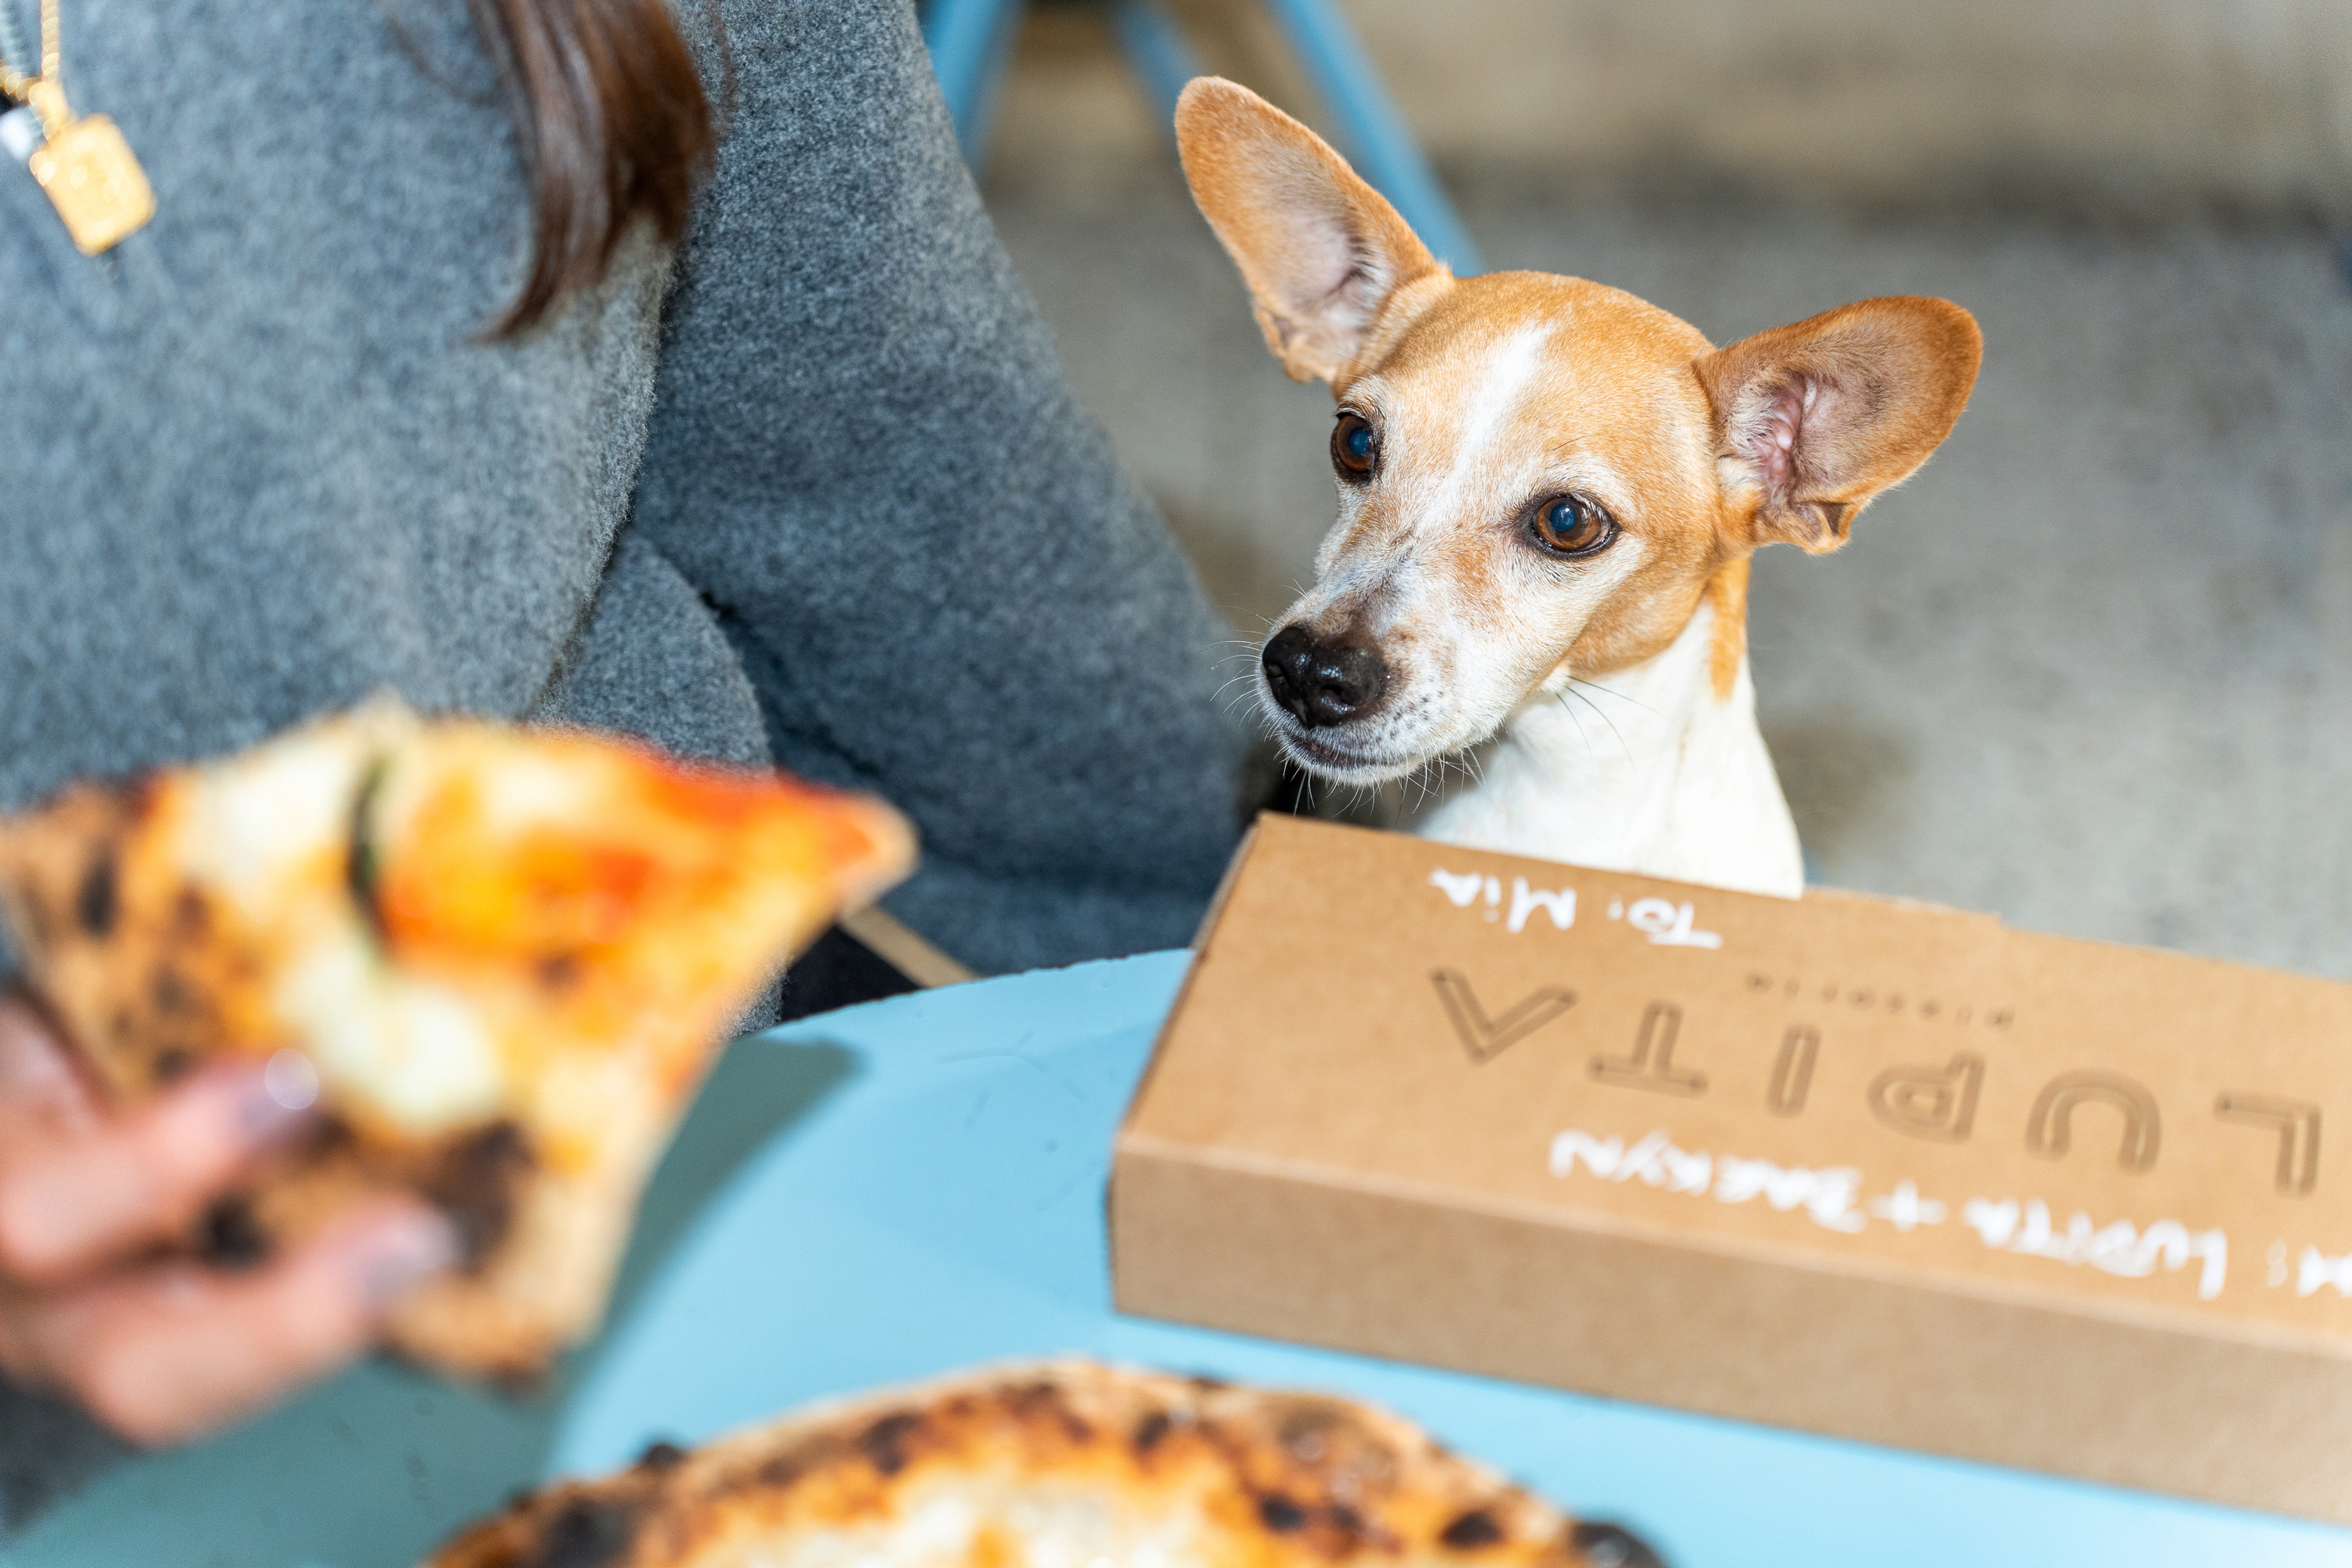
[633,0,1253,973]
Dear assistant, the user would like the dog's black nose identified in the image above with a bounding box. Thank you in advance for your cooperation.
[1571,1522,1669,1568]
[1262,624,1388,729]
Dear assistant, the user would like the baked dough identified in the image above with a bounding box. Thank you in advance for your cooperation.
[426,1359,1663,1568]
[0,701,913,1378]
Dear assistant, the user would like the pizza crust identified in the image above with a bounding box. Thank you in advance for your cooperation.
[425,1360,1660,1568]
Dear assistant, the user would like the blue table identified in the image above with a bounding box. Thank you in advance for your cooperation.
[11,953,2352,1566]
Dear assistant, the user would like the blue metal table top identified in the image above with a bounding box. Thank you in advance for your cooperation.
[12,953,2351,1567]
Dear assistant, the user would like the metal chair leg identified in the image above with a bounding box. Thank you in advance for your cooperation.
[923,0,1483,276]
[1109,0,1204,137]
[921,0,1029,165]
[1258,0,1483,274]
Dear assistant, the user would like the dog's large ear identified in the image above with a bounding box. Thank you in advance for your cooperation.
[1175,78,1442,384]
[1696,296,1982,553]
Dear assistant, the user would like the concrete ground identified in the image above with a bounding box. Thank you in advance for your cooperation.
[985,140,2352,981]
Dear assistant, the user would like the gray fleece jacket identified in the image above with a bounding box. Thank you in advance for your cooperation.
[0,0,1250,1528]
[0,0,1250,973]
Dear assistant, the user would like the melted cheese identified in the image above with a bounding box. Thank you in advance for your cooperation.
[174,721,373,924]
[274,935,507,1137]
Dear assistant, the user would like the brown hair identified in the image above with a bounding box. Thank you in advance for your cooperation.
[470,0,719,336]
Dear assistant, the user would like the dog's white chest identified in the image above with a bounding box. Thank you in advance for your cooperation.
[1406,603,1806,898]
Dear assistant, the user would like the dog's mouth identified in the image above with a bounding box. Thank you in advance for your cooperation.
[1263,709,1434,784]
[1263,679,1518,788]
[1280,730,1382,771]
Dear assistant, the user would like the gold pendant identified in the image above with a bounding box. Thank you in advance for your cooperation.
[28,112,153,256]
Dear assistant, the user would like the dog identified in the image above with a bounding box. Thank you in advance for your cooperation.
[1176,79,1981,899]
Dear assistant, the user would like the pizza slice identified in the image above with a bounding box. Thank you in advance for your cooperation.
[425,1359,1662,1568]
[0,700,914,1379]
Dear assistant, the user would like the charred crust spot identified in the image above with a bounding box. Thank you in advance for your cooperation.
[635,1440,686,1473]
[197,1195,273,1269]
[1008,1379,1061,1410]
[1133,1410,1172,1453]
[151,967,195,1017]
[726,1431,851,1498]
[1258,1495,1309,1534]
[152,1047,194,1084]
[75,849,118,938]
[537,953,583,990]
[346,758,389,941]
[1441,1509,1505,1549]
[749,1443,818,1490]
[425,1121,534,1270]
[172,886,209,936]
[857,1411,923,1477]
[532,1495,640,1568]
[998,1379,1093,1446]
[1188,1373,1230,1391]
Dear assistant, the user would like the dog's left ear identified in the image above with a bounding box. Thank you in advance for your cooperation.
[1696,296,1982,553]
[1175,78,1443,384]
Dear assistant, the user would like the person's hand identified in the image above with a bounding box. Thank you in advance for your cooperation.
[0,994,457,1445]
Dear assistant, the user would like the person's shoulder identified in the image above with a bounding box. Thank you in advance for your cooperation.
[684,0,918,89]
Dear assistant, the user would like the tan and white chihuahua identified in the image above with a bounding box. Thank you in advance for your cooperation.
[1178,79,1982,899]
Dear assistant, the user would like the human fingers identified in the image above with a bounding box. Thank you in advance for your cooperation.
[0,1057,318,1286]
[0,993,100,1138]
[0,1196,459,1446]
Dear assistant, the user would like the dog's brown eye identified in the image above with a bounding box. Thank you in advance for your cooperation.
[1331,412,1377,481]
[1530,495,1616,557]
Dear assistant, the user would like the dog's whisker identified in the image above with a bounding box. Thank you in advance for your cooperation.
[1552,690,1595,757]
[1567,676,1661,720]
[1563,682,1635,763]
[1552,681,1628,761]
[1418,756,1449,811]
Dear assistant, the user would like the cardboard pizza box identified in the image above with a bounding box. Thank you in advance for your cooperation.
[1111,815,2352,1522]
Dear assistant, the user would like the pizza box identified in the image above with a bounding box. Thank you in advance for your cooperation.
[1110,814,2352,1523]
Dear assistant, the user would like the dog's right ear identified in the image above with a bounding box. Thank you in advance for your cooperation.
[1696,296,1982,554]
[1175,78,1443,384]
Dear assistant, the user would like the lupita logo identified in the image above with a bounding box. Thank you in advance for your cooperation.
[1430,970,2324,1196]
[1430,970,1574,1064]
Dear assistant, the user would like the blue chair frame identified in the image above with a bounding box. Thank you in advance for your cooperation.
[920,0,1485,275]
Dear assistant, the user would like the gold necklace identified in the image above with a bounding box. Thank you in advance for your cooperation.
[1,0,152,255]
